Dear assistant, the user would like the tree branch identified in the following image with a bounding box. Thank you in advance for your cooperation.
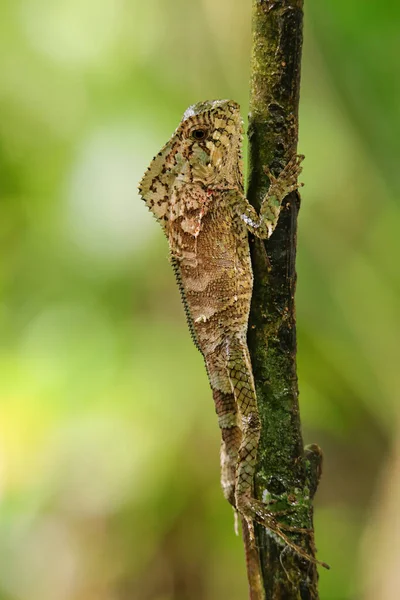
[246,1,323,597]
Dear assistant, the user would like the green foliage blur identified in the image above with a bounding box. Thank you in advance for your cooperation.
[0,1,399,599]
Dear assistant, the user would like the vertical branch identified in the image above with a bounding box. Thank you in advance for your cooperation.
[246,1,323,598]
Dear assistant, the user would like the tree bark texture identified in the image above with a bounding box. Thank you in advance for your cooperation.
[246,1,323,598]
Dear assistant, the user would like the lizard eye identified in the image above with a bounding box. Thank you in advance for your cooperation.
[190,128,208,141]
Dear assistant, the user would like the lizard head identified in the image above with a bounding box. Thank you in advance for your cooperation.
[139,100,244,227]
[178,99,244,188]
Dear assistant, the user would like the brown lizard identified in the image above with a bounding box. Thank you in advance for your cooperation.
[138,100,326,596]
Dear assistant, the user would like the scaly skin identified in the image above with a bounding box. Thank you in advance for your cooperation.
[139,100,322,595]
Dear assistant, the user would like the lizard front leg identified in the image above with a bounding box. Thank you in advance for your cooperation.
[232,154,304,239]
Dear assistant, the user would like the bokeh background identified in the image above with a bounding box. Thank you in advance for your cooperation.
[1,1,399,599]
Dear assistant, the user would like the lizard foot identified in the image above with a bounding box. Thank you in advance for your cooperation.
[264,154,304,198]
[237,495,330,569]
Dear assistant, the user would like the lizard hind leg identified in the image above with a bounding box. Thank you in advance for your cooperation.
[212,388,242,508]
[227,337,329,569]
[226,338,262,520]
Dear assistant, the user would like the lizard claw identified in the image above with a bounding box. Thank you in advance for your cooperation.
[263,164,278,184]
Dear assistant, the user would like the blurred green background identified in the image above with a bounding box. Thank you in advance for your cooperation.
[1,1,399,599]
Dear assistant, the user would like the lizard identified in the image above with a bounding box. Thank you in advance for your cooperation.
[138,100,327,594]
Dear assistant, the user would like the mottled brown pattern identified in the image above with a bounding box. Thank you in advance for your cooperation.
[139,100,316,570]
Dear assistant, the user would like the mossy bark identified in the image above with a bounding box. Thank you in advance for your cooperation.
[246,1,322,598]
